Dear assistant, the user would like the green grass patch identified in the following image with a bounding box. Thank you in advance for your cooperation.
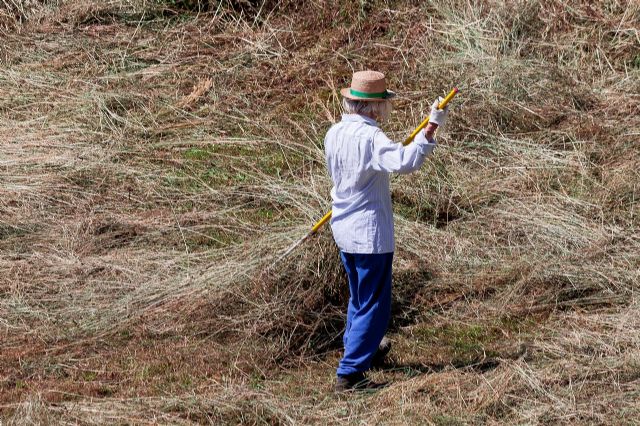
[185,227,241,250]
[415,323,500,364]
[498,314,539,334]
[184,147,213,160]
[82,371,98,381]
[432,415,467,426]
[173,143,298,188]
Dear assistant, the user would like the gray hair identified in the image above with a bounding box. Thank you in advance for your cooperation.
[342,98,393,122]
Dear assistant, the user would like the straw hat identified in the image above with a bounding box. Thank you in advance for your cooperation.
[340,70,396,102]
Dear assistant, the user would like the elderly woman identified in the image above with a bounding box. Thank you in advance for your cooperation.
[325,70,449,392]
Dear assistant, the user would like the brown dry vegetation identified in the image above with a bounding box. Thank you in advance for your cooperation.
[1,0,639,424]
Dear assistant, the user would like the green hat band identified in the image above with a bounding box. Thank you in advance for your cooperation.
[349,88,388,99]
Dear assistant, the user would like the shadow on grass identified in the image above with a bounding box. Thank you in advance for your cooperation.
[374,357,502,376]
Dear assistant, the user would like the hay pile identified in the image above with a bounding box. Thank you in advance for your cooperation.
[1,0,639,423]
[0,0,58,29]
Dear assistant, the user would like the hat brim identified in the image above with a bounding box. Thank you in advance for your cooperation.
[340,88,397,101]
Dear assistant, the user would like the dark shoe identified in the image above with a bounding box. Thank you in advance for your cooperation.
[370,337,392,368]
[335,372,387,393]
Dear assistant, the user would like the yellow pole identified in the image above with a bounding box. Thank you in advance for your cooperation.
[310,87,459,234]
[311,210,333,233]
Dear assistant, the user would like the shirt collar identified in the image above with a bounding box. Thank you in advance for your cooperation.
[341,114,379,127]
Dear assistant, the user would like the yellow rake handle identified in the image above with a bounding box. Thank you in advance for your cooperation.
[403,87,458,145]
[310,87,459,234]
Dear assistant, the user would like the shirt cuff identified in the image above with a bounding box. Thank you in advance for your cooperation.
[413,129,437,155]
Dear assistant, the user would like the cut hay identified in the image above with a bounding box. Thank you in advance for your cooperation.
[1,0,639,423]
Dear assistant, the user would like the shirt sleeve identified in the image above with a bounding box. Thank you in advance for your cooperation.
[369,129,436,174]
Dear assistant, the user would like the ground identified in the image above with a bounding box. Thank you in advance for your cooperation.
[1,0,639,424]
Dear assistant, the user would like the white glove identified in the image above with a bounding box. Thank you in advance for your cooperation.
[429,96,449,127]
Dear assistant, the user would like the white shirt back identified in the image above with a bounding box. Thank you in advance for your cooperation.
[324,114,436,254]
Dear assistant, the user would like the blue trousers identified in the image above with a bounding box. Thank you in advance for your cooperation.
[337,251,393,377]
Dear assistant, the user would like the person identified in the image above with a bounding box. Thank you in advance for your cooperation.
[324,70,449,392]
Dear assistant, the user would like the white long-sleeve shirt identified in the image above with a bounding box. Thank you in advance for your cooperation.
[324,114,436,254]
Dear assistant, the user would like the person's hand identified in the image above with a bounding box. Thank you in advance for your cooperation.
[428,96,449,127]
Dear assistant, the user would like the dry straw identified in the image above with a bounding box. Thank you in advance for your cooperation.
[2,0,639,423]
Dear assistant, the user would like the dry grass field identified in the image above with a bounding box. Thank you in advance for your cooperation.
[1,0,639,424]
